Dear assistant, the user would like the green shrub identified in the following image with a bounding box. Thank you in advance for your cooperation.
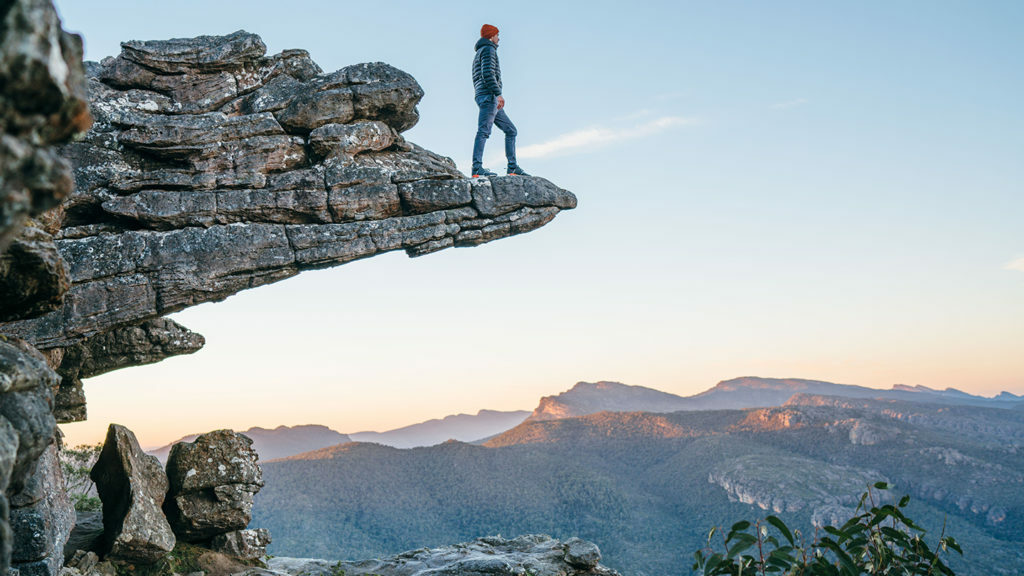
[693,482,962,576]
[60,443,103,512]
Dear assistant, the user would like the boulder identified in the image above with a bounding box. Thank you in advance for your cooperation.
[0,420,16,569]
[117,30,267,75]
[0,338,59,576]
[563,537,601,569]
[210,528,271,560]
[164,430,263,541]
[61,550,116,576]
[309,121,396,158]
[89,424,175,563]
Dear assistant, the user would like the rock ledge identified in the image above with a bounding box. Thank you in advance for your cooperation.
[252,535,618,576]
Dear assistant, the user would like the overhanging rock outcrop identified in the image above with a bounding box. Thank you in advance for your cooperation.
[1,19,578,576]
[0,30,576,420]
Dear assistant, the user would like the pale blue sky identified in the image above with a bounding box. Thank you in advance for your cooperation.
[53,1,1024,447]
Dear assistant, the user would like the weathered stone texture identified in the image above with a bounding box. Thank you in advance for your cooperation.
[9,444,74,576]
[0,338,58,494]
[164,430,263,542]
[89,424,175,563]
[209,528,271,560]
[0,227,70,322]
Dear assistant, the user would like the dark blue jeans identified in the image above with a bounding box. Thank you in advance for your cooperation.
[472,93,517,171]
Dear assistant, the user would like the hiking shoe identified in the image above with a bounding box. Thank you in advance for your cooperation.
[472,167,497,177]
[506,165,530,176]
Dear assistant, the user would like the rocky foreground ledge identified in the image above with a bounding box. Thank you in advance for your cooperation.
[0,29,576,423]
[248,535,619,576]
[59,535,618,576]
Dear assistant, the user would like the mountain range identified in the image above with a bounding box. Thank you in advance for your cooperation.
[146,376,1024,574]
[528,378,1024,421]
[252,389,1024,576]
[151,378,1022,463]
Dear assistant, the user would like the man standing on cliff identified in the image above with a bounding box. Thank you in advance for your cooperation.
[472,24,528,177]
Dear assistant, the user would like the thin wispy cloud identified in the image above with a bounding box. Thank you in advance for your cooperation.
[1004,257,1024,272]
[517,116,696,159]
[771,98,809,110]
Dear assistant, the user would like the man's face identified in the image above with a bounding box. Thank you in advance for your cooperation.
[491,33,499,45]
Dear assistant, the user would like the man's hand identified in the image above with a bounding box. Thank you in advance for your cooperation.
[497,95,505,110]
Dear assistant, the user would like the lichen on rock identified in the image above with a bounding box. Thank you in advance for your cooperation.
[163,430,263,542]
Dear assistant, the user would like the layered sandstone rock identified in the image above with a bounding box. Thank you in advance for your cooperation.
[52,318,205,422]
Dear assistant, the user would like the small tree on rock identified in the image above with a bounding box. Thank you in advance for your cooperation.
[61,442,103,511]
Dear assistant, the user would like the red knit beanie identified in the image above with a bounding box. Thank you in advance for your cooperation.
[481,24,499,39]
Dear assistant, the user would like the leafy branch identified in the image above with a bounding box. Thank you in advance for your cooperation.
[693,482,962,576]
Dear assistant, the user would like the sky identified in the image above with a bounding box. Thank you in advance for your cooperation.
[50,1,1024,448]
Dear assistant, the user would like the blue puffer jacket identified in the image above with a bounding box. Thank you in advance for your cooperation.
[472,37,502,97]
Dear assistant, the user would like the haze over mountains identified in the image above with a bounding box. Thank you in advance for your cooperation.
[149,410,531,462]
[149,424,352,464]
[348,409,531,448]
